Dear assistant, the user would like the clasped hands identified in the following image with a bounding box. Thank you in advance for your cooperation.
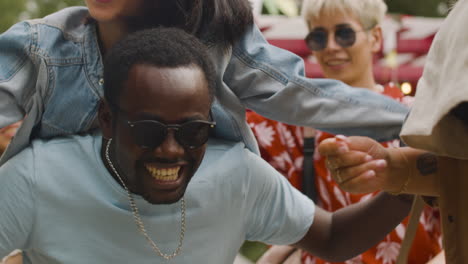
[318,135,390,194]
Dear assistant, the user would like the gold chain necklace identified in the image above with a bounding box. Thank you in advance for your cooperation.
[105,139,186,260]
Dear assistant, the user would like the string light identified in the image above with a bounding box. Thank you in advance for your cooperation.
[401,82,412,95]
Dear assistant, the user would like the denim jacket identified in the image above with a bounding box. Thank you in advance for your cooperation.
[0,7,408,165]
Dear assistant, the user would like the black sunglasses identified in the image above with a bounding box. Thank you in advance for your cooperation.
[305,26,369,51]
[111,104,216,149]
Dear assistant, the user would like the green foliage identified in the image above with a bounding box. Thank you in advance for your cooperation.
[0,0,456,33]
[0,0,27,32]
[33,0,84,19]
[240,241,268,262]
[260,0,454,17]
[0,0,83,33]
[262,0,299,17]
[385,0,452,17]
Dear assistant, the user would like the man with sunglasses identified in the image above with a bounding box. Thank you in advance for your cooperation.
[0,28,414,263]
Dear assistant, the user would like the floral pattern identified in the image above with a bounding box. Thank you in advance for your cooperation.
[376,238,401,264]
[246,83,442,264]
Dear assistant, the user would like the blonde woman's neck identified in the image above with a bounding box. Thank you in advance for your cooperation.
[340,71,380,92]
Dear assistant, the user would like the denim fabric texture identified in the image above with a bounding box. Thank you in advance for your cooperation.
[0,7,408,165]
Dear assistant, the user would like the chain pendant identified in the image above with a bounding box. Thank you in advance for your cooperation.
[105,139,186,261]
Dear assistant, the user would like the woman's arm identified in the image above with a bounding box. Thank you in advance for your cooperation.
[0,21,37,130]
[225,24,408,142]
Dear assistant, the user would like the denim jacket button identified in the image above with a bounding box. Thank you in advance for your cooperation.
[99,78,104,86]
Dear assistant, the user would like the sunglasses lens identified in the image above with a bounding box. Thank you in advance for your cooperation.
[335,27,356,48]
[306,29,327,51]
[176,121,212,149]
[130,121,167,148]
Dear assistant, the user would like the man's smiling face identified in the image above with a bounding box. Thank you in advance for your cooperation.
[104,64,212,204]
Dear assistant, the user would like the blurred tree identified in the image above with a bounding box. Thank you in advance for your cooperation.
[32,0,83,20]
[0,0,83,33]
[0,0,459,33]
[0,0,27,32]
[259,0,455,17]
[385,0,455,17]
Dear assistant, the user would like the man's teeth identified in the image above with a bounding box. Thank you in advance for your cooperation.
[145,165,181,181]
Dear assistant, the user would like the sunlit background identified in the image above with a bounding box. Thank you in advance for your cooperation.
[0,0,457,33]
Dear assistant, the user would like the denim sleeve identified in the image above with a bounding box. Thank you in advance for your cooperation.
[224,24,409,142]
[0,21,38,129]
[0,148,36,257]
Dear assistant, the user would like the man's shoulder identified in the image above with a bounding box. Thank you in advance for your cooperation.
[0,133,99,184]
[30,132,96,148]
[205,138,252,162]
[202,138,267,176]
[206,138,245,151]
[0,134,97,191]
[16,133,99,164]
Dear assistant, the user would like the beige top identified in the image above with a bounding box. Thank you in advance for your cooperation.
[400,1,468,263]
[400,0,468,159]
[437,158,468,264]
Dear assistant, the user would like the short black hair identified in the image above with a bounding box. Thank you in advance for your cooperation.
[103,27,216,107]
[125,0,253,47]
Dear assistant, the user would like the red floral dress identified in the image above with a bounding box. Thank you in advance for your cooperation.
[246,83,442,264]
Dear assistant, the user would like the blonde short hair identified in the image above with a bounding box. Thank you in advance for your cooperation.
[302,0,387,29]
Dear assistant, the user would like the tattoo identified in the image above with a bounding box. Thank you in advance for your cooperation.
[416,153,438,175]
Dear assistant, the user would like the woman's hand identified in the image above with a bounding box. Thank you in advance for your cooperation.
[317,135,393,194]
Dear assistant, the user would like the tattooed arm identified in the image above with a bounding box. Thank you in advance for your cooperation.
[383,148,440,196]
[318,136,440,197]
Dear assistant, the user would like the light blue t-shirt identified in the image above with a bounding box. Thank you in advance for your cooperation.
[0,133,314,263]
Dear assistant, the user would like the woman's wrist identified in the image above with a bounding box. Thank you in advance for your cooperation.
[385,148,440,196]
[385,148,412,195]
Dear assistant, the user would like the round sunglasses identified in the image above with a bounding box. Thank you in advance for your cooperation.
[111,104,216,149]
[127,119,216,149]
[305,25,371,51]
